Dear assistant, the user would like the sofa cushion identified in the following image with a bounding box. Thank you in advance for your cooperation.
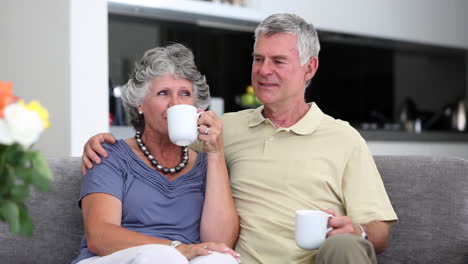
[0,157,83,264]
[375,155,468,264]
[1,156,468,264]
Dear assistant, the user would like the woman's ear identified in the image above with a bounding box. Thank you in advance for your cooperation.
[304,56,319,82]
[136,105,143,114]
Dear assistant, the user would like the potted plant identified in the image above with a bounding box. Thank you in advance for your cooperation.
[0,81,53,236]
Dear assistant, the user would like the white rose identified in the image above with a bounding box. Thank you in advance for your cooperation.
[2,103,44,147]
[0,119,15,145]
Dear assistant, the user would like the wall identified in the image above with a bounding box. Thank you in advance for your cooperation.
[252,0,468,49]
[0,0,108,156]
[70,0,109,156]
[0,0,71,155]
[108,16,160,86]
[109,0,468,49]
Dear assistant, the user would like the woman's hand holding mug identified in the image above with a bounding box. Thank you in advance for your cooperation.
[166,104,223,155]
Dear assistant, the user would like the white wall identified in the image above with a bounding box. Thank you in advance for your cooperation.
[70,0,109,156]
[252,0,468,49]
[0,0,108,156]
[109,0,468,49]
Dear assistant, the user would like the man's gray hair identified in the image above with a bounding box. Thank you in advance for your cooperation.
[122,43,210,131]
[254,13,321,65]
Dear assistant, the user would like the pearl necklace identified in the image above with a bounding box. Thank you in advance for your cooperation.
[135,131,189,174]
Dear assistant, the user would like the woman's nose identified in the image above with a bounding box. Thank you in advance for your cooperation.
[168,96,183,108]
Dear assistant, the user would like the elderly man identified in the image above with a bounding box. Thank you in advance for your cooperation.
[82,13,397,264]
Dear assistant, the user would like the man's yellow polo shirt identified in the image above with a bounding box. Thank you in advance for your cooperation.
[221,102,397,264]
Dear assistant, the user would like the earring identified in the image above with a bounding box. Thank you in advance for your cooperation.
[138,110,143,115]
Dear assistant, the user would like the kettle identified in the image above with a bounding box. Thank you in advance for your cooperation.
[451,98,467,132]
[398,98,421,132]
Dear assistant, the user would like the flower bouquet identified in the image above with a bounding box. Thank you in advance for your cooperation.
[0,81,53,236]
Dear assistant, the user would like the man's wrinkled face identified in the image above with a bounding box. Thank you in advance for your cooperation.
[251,33,312,107]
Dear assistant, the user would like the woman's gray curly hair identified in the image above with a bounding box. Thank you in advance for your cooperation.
[121,43,210,132]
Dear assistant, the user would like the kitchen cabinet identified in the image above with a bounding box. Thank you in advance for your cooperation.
[109,13,467,130]
[108,0,468,142]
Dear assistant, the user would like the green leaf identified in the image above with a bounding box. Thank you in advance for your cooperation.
[29,151,53,192]
[0,146,9,181]
[0,200,20,234]
[10,184,30,202]
[0,145,52,236]
[18,205,33,236]
[4,144,26,167]
[0,148,6,174]
[12,166,34,183]
[0,166,16,195]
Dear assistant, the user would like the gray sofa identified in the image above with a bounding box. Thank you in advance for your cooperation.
[1,156,468,263]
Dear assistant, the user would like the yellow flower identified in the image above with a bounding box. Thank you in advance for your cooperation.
[25,100,51,129]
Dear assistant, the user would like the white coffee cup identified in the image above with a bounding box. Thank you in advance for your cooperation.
[167,104,200,146]
[295,210,333,250]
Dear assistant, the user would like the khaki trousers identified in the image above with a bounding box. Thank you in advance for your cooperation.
[314,234,377,264]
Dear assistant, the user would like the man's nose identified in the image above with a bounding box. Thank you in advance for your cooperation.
[258,60,272,75]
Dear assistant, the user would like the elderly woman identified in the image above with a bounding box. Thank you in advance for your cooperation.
[71,44,240,264]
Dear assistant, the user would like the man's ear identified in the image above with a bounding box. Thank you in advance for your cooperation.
[304,56,319,82]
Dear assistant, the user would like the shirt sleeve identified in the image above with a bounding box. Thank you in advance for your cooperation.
[341,137,398,224]
[79,144,125,207]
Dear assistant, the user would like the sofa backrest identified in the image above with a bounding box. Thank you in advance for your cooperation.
[0,157,83,264]
[375,156,468,264]
[0,156,467,264]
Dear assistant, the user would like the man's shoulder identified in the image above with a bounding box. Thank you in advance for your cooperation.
[221,109,258,146]
[319,114,364,143]
[221,109,256,126]
[222,109,256,119]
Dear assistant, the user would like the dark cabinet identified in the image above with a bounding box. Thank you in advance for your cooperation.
[109,14,467,131]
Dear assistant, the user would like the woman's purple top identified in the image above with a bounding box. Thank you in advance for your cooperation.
[71,139,207,264]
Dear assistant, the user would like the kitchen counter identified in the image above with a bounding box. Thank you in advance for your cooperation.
[359,130,468,142]
[111,126,468,142]
[111,126,468,159]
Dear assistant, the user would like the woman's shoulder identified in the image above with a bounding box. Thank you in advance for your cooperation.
[96,139,136,168]
[102,139,135,156]
[103,139,127,151]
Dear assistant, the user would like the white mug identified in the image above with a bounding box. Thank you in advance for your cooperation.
[295,210,333,250]
[167,104,200,146]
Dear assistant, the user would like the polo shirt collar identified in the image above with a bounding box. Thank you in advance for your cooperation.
[290,102,324,135]
[248,105,266,127]
[247,102,324,135]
